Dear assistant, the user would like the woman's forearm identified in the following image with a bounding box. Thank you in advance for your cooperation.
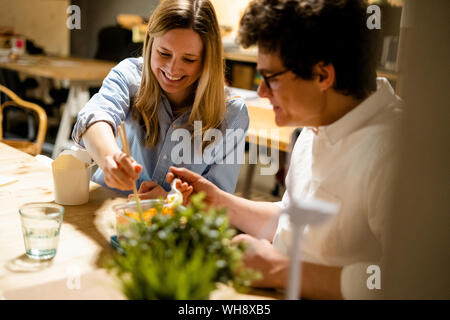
[81,121,121,168]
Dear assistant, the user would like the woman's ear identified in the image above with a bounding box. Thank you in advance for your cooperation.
[314,62,335,91]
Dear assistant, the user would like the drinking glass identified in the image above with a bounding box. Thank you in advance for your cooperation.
[19,203,64,260]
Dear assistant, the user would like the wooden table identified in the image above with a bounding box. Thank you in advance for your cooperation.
[241,96,297,198]
[0,143,281,300]
[0,55,115,82]
[224,50,258,64]
[246,98,296,153]
[0,55,116,158]
[0,142,125,298]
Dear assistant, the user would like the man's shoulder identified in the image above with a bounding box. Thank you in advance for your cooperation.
[360,98,403,143]
[343,104,401,180]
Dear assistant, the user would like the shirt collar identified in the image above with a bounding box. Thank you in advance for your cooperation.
[160,93,174,118]
[318,77,398,144]
[161,93,191,123]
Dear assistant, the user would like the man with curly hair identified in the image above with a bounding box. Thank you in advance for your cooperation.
[168,0,402,299]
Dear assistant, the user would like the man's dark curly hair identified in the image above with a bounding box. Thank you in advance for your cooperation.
[238,0,380,99]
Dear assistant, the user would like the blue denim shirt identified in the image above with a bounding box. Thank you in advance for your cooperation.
[72,57,249,196]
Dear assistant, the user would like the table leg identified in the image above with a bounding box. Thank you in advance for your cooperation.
[36,76,54,105]
[52,84,89,158]
[242,163,256,199]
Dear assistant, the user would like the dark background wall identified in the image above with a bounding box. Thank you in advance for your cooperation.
[70,0,158,59]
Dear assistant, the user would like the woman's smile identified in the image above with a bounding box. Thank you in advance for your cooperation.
[160,69,185,82]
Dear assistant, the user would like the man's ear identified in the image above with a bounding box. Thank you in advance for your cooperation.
[314,62,335,91]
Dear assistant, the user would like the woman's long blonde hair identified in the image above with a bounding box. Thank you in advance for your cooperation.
[132,0,226,148]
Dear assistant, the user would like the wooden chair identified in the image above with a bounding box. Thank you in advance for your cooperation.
[0,84,47,156]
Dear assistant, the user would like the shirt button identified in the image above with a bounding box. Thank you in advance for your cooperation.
[163,154,168,160]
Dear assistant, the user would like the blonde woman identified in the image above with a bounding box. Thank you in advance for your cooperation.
[72,0,249,199]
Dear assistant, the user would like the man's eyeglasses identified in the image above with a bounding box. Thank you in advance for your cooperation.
[260,69,289,91]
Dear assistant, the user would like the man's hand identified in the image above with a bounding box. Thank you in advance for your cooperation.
[232,234,289,289]
[232,234,344,299]
[166,166,222,205]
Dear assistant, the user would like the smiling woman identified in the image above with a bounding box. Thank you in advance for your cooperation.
[150,29,204,113]
[72,0,249,199]
[135,0,230,148]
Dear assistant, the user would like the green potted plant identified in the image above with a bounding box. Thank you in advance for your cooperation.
[108,193,259,300]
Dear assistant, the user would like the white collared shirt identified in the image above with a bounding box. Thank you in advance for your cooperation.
[273,78,403,299]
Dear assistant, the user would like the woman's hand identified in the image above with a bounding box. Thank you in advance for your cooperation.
[81,122,142,191]
[102,151,142,191]
[128,180,167,201]
[129,179,193,203]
